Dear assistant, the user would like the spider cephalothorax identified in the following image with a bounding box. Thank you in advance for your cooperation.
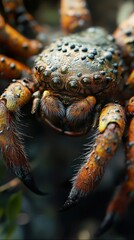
[32,28,124,135]
[0,0,134,237]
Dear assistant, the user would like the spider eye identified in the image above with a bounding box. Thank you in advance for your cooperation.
[81,77,91,85]
[50,77,63,90]
[67,80,80,93]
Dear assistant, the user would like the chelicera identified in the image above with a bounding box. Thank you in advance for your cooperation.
[0,0,134,237]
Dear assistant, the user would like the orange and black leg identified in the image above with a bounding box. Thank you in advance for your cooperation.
[0,54,32,80]
[113,12,134,66]
[2,0,48,43]
[95,98,134,236]
[0,14,43,58]
[61,103,125,210]
[0,78,45,194]
[60,0,91,33]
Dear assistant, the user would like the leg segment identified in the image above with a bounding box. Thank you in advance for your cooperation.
[0,54,32,80]
[95,98,134,237]
[0,79,45,194]
[61,103,125,210]
[0,14,43,58]
[113,12,134,67]
[2,0,48,43]
[60,0,91,33]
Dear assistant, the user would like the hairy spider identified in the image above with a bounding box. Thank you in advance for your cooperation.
[0,0,133,236]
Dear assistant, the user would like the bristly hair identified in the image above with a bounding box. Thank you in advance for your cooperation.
[71,129,98,182]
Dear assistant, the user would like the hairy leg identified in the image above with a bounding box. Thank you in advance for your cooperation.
[95,98,134,236]
[61,103,125,210]
[0,78,45,194]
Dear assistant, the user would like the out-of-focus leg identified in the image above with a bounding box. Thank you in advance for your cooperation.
[113,12,134,67]
[0,15,43,58]
[60,0,91,33]
[0,54,32,80]
[2,0,48,42]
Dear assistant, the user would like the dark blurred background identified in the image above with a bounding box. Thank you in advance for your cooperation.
[0,0,134,239]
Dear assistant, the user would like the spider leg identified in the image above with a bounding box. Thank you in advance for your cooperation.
[0,78,45,194]
[2,0,49,43]
[113,12,134,67]
[127,70,134,86]
[95,98,134,236]
[61,103,125,210]
[0,14,43,58]
[0,54,32,80]
[60,0,91,33]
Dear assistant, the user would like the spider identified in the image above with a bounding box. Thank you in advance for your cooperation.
[0,0,134,237]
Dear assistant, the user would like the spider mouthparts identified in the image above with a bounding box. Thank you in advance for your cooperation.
[94,213,114,237]
[60,188,82,212]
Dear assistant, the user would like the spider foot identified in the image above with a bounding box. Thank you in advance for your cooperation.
[14,166,47,196]
[94,213,115,237]
[60,188,81,212]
